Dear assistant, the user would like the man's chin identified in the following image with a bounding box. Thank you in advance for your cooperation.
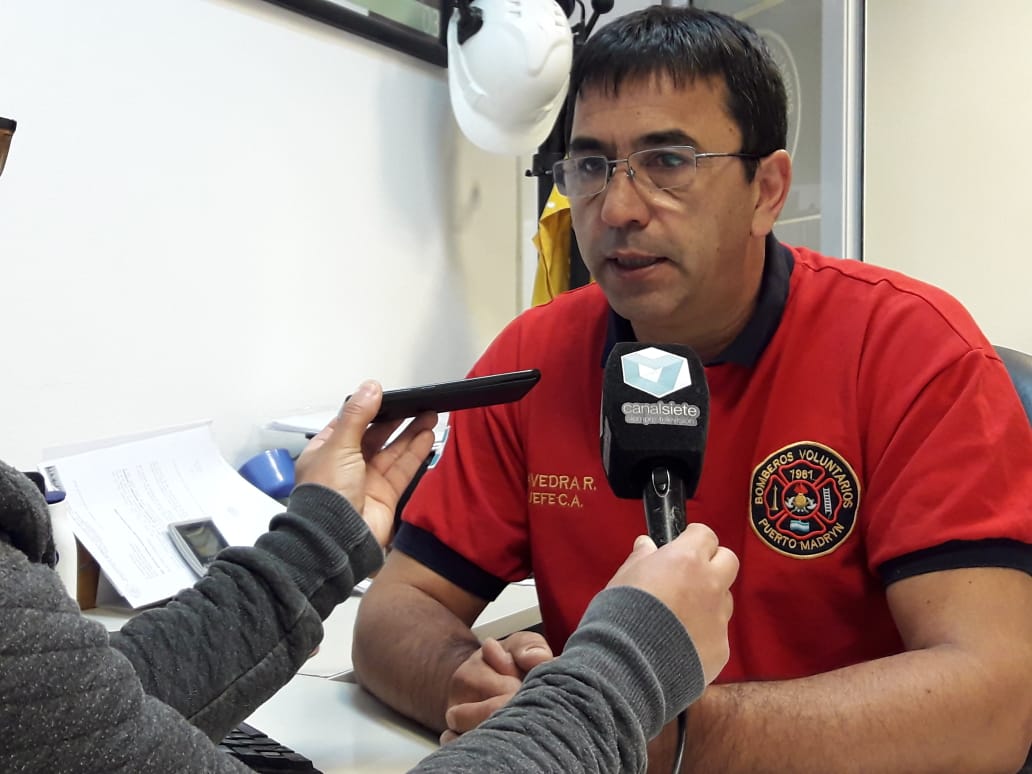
[613,303,676,334]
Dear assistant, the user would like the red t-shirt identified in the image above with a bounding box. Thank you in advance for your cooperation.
[395,241,1032,682]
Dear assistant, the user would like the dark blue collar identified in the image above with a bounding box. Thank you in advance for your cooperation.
[601,233,794,367]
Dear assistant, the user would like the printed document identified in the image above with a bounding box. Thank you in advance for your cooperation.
[40,424,282,608]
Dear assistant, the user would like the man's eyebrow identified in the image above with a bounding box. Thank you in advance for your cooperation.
[568,137,606,154]
[567,129,700,156]
[639,129,698,148]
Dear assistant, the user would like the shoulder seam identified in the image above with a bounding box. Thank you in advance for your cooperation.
[792,256,996,359]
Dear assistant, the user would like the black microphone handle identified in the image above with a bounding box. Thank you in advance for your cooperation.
[643,466,687,547]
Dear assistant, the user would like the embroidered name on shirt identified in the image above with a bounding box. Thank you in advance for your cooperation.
[527,472,597,508]
[750,442,860,558]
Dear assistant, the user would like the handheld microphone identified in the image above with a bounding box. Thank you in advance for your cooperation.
[600,343,709,546]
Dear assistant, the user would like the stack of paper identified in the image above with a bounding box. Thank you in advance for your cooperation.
[40,424,283,609]
[267,410,337,436]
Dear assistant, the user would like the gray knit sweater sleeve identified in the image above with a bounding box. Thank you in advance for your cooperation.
[0,458,382,774]
[411,585,706,774]
[110,483,383,739]
[0,548,252,773]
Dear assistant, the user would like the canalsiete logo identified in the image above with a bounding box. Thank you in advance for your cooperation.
[620,347,700,427]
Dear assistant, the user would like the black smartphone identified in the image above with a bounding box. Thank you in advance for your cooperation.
[371,369,541,422]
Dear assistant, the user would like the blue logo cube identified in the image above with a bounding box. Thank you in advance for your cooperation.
[620,347,692,397]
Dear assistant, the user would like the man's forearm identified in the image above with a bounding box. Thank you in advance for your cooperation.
[648,648,1031,774]
[353,582,481,732]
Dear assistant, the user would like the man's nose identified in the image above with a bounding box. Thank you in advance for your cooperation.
[599,161,651,228]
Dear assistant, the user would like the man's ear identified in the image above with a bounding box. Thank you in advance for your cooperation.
[751,149,792,237]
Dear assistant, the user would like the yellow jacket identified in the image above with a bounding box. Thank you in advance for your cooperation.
[531,186,573,306]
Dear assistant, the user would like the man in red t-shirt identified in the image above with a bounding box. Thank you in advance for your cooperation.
[354,7,1032,772]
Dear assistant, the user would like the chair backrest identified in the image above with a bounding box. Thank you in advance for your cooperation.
[995,345,1032,424]
[998,346,1032,774]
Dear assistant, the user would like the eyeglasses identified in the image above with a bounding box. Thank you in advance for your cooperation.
[552,145,764,199]
[0,117,16,178]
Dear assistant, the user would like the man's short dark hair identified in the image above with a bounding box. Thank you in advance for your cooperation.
[569,7,787,180]
[0,117,17,178]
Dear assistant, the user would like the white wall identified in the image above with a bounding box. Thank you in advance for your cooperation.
[0,0,519,469]
[865,0,1032,354]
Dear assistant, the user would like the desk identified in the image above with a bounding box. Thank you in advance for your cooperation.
[85,582,541,681]
[245,674,438,772]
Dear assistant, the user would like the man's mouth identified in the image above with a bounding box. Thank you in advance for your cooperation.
[608,253,664,270]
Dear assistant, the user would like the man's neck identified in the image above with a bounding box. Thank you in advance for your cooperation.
[631,302,756,363]
[631,251,767,362]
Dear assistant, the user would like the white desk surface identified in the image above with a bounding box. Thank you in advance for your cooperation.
[246,674,439,772]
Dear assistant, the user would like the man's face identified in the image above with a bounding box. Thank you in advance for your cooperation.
[568,75,766,347]
[0,118,15,178]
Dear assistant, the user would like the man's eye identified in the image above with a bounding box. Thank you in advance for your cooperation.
[640,150,690,169]
[575,157,608,176]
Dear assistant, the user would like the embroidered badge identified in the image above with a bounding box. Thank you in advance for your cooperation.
[750,442,860,558]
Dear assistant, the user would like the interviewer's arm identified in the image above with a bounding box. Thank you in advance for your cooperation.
[416,527,736,773]
[0,542,254,773]
[651,566,1032,774]
[0,381,435,771]
[112,380,436,742]
[111,484,382,741]
[414,587,705,773]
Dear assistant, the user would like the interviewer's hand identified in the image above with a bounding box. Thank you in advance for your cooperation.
[606,524,738,684]
[294,379,436,548]
[441,631,554,744]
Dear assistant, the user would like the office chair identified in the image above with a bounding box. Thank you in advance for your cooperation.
[996,345,1032,424]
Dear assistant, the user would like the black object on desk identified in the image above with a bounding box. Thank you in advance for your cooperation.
[219,721,321,772]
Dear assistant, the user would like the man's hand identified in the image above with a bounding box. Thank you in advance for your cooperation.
[441,631,554,743]
[294,379,437,547]
[607,525,738,684]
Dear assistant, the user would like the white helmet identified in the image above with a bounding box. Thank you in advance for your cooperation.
[447,0,573,155]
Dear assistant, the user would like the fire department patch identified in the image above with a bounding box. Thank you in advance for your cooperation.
[750,442,860,558]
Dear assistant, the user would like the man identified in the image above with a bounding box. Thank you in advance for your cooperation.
[0,116,13,176]
[353,7,1032,772]
[0,113,738,773]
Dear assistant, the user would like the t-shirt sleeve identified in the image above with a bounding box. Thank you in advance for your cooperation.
[860,335,1032,576]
